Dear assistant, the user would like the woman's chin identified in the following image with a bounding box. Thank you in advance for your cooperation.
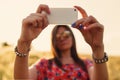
[58,46,71,51]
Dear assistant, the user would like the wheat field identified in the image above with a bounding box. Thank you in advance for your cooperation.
[0,46,120,80]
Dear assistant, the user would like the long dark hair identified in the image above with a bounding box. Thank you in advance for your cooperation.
[50,25,87,72]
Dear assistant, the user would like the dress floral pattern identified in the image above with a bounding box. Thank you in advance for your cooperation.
[36,58,93,80]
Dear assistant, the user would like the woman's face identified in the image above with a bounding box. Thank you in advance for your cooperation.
[56,27,73,51]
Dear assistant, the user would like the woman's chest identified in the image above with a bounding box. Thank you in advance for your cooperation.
[40,64,89,80]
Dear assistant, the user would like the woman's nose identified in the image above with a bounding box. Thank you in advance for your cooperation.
[59,36,64,40]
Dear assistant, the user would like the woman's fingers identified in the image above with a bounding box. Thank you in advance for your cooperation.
[36,4,50,14]
[72,5,88,30]
[29,13,48,28]
[74,6,88,18]
[35,4,50,28]
[82,16,99,26]
[72,18,85,28]
[73,6,99,29]
[85,23,104,31]
[25,15,43,28]
[72,15,99,29]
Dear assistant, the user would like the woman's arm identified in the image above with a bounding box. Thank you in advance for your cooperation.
[14,4,50,80]
[14,40,38,80]
[14,40,31,79]
[88,45,108,80]
[74,6,108,80]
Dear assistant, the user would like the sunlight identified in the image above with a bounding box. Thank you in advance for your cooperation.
[0,0,120,55]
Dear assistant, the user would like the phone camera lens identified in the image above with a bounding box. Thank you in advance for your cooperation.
[74,9,76,11]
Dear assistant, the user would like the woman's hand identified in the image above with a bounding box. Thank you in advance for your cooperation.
[19,4,50,43]
[73,6,104,55]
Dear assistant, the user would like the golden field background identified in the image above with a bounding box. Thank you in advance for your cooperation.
[0,45,120,80]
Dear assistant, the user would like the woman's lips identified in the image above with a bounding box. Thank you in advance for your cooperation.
[59,40,68,45]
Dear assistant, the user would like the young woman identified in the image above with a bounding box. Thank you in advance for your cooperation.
[14,4,108,80]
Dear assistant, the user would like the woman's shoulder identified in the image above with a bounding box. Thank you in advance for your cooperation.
[35,58,53,67]
[82,58,93,69]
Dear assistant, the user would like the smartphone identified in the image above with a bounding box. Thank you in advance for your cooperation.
[47,8,78,24]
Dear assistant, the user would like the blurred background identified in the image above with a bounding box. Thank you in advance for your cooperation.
[0,0,120,80]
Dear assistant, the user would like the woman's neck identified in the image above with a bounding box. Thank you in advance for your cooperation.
[60,50,75,64]
[61,50,71,58]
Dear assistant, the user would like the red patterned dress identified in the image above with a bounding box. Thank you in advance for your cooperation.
[36,58,93,80]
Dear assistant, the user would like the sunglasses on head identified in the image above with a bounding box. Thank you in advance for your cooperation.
[56,30,71,40]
